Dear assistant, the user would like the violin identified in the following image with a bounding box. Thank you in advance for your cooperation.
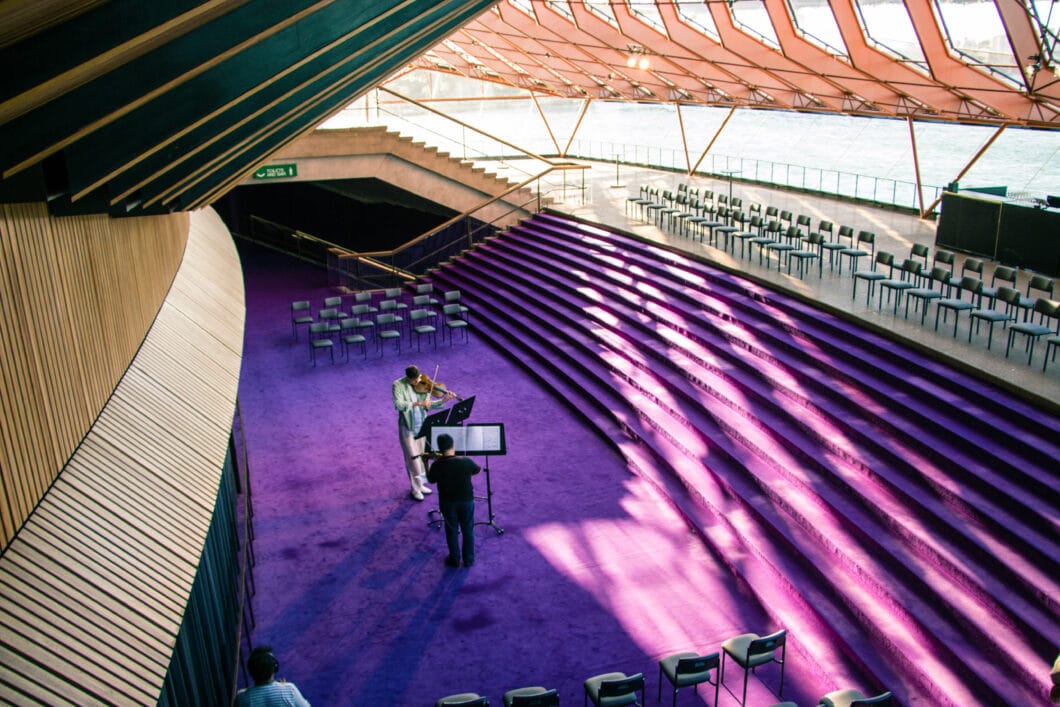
[412,372,462,401]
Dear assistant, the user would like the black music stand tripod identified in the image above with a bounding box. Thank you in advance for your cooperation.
[424,422,506,536]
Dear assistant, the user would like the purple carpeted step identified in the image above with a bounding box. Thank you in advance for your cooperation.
[472,233,1060,674]
[514,220,1060,509]
[428,218,1051,703]
[436,248,1009,703]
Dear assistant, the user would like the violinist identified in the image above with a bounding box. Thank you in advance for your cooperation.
[392,365,456,502]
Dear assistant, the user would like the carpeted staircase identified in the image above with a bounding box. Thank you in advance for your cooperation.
[425,211,1059,706]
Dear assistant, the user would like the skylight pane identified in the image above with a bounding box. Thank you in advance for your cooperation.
[787,0,848,56]
[546,1,575,21]
[626,0,666,32]
[934,0,1020,83]
[675,0,720,40]
[585,0,618,26]
[855,0,927,66]
[730,0,781,49]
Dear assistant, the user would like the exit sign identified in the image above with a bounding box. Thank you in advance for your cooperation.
[253,164,297,180]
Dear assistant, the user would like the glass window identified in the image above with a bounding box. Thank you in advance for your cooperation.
[855,0,927,69]
[546,0,575,21]
[675,0,720,40]
[934,0,1020,85]
[625,0,666,32]
[731,0,781,49]
[585,0,618,26]
[787,0,848,57]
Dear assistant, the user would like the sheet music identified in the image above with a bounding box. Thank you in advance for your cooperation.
[466,425,502,453]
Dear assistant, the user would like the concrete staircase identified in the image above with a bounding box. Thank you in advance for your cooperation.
[267,126,545,229]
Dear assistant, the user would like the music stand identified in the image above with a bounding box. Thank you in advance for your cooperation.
[446,395,475,425]
[425,422,506,535]
[416,408,450,441]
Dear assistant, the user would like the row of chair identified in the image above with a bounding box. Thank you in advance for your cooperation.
[436,627,889,706]
[849,250,1060,367]
[292,286,471,364]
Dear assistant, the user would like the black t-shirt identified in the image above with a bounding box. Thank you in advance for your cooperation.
[427,456,481,503]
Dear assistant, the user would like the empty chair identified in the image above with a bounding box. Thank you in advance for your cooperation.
[1017,274,1054,320]
[750,221,781,266]
[715,210,744,252]
[437,693,490,706]
[410,309,438,351]
[338,318,367,360]
[815,221,844,271]
[317,307,342,336]
[503,686,559,707]
[764,205,779,220]
[968,286,1020,349]
[443,303,470,344]
[839,231,875,275]
[910,243,929,272]
[349,304,377,338]
[444,289,470,315]
[383,287,409,312]
[1006,297,1060,364]
[413,294,438,312]
[903,266,951,324]
[658,651,719,707]
[323,295,348,319]
[778,209,792,226]
[947,256,983,291]
[353,290,377,312]
[626,185,654,218]
[721,629,787,706]
[1043,330,1060,372]
[731,216,763,259]
[290,300,313,340]
[877,258,922,313]
[795,214,812,234]
[788,232,822,279]
[980,265,1017,305]
[852,251,894,304]
[376,312,402,353]
[415,282,441,307]
[730,196,743,209]
[818,688,893,707]
[934,276,982,337]
[307,322,334,365]
[583,671,644,707]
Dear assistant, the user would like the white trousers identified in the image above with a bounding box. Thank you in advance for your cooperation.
[398,422,428,494]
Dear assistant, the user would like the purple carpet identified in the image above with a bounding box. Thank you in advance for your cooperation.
[236,213,1059,706]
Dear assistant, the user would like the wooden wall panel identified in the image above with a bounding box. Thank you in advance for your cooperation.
[0,207,244,703]
[0,203,188,549]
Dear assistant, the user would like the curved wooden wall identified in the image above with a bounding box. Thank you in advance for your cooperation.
[0,208,244,703]
[0,203,188,548]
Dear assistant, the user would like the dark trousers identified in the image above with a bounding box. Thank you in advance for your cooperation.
[440,500,475,564]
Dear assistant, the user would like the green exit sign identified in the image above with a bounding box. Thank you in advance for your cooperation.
[253,164,297,180]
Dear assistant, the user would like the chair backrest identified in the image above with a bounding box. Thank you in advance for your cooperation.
[934,250,955,271]
[731,209,746,224]
[806,232,824,246]
[339,317,359,331]
[785,225,801,239]
[961,257,984,276]
[873,251,894,271]
[443,303,465,316]
[796,214,811,228]
[958,275,983,295]
[352,304,374,316]
[354,291,373,303]
[1027,274,1054,296]
[857,230,875,245]
[701,189,713,201]
[818,220,834,236]
[747,629,787,660]
[911,243,929,262]
[837,225,854,242]
[437,697,489,707]
[779,209,792,222]
[599,673,644,698]
[747,215,763,228]
[416,283,435,294]
[995,286,1021,308]
[292,300,310,313]
[380,300,399,312]
[384,287,403,299]
[1033,297,1060,321]
[676,652,720,676]
[730,196,743,208]
[749,202,762,214]
[928,266,951,284]
[509,689,559,707]
[851,692,894,706]
[897,259,921,279]
[445,290,462,302]
[677,182,688,193]
[765,205,778,217]
[378,313,401,325]
[410,309,433,322]
[308,322,330,336]
[319,307,339,320]
[324,296,343,308]
[717,193,728,205]
[413,295,433,306]
[991,266,1017,286]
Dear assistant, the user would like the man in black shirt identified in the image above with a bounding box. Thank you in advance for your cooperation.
[426,433,481,567]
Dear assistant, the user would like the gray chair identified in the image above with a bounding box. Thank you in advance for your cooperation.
[731,215,763,259]
[1005,297,1060,364]
[307,322,334,365]
[789,232,823,279]
[323,295,348,319]
[437,693,490,706]
[444,289,470,316]
[349,304,377,339]
[317,307,342,336]
[658,651,719,707]
[290,300,313,340]
[816,221,844,271]
[968,286,1020,349]
[818,688,893,707]
[721,629,786,706]
[910,243,929,272]
[353,290,377,312]
[934,276,982,337]
[979,265,1017,306]
[1017,274,1054,321]
[338,318,367,360]
[851,251,894,304]
[839,231,875,275]
[903,266,951,324]
[877,258,922,313]
[410,309,438,351]
[415,282,441,307]
[583,671,644,707]
[502,686,559,707]
[383,287,409,313]
[376,313,402,353]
